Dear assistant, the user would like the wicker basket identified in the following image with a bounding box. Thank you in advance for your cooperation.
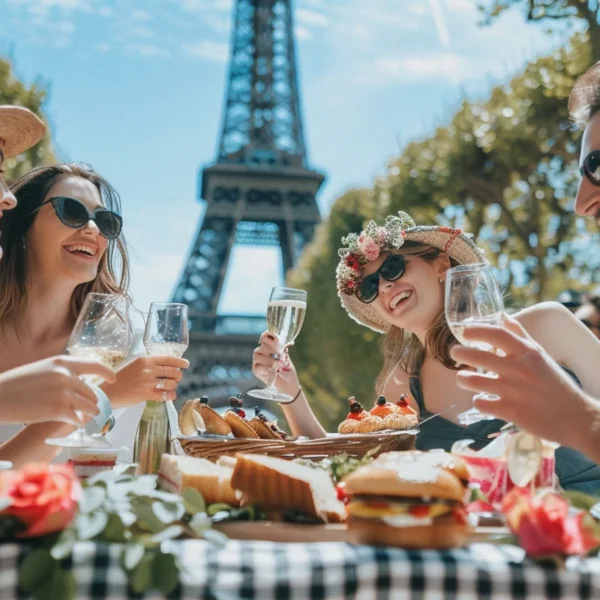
[166,403,417,461]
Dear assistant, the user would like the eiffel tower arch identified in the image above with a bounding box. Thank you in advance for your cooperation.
[173,0,325,403]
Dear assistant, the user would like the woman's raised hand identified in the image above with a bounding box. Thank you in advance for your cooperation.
[101,355,189,407]
[252,331,299,396]
[0,356,116,425]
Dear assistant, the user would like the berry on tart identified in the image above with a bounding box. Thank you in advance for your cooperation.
[396,394,417,416]
[369,395,397,418]
[346,396,368,421]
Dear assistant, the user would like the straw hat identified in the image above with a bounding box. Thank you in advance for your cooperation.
[336,211,486,333]
[0,105,46,159]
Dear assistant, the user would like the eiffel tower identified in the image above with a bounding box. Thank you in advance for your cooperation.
[173,0,325,403]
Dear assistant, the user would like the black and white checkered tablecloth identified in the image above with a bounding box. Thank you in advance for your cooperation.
[1,540,599,600]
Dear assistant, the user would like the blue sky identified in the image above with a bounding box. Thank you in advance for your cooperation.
[0,0,572,315]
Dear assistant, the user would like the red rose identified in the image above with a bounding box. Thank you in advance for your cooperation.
[502,488,600,557]
[0,463,81,538]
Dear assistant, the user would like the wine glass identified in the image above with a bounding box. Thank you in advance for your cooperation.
[46,293,131,448]
[144,303,189,402]
[249,287,307,403]
[445,262,504,425]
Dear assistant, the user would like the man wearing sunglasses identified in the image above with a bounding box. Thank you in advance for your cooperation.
[450,63,600,465]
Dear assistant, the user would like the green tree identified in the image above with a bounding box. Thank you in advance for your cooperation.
[479,0,600,60]
[0,57,55,179]
[288,35,599,430]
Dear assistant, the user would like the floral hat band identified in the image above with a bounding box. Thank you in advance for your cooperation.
[335,211,486,333]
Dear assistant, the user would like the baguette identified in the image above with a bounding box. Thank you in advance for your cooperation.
[231,454,346,523]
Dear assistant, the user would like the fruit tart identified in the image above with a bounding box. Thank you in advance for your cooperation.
[337,397,369,434]
[224,397,260,439]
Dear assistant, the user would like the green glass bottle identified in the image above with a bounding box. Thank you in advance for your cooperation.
[133,401,169,475]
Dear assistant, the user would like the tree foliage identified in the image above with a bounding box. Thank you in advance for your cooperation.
[479,0,600,60]
[0,57,55,179]
[288,35,599,432]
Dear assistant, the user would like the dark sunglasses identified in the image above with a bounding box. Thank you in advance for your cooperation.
[356,254,406,304]
[580,150,600,186]
[33,196,122,240]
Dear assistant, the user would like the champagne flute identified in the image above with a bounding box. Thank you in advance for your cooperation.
[143,302,189,402]
[249,287,307,403]
[445,263,504,425]
[46,293,131,448]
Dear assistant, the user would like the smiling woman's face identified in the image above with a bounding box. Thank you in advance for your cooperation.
[364,249,449,333]
[26,174,109,285]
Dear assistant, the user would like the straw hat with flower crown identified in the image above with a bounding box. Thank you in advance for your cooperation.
[336,211,486,333]
[0,106,46,159]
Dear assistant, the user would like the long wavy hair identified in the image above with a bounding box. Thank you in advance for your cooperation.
[374,242,460,395]
[0,163,131,330]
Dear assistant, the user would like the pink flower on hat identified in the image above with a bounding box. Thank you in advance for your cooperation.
[357,236,380,261]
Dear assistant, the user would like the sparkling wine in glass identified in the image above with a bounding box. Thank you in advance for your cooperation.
[46,293,131,448]
[445,263,504,426]
[144,302,189,401]
[249,287,307,403]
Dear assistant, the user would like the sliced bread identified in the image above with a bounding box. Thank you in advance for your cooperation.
[231,454,346,523]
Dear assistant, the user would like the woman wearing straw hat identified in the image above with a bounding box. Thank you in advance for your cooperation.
[253,211,600,491]
[0,105,117,429]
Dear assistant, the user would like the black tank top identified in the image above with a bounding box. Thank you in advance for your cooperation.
[409,372,600,494]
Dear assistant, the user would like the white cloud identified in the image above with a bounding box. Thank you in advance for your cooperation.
[295,25,313,41]
[7,0,89,17]
[131,9,152,21]
[371,53,467,83]
[96,42,111,52]
[296,8,329,28]
[98,6,113,17]
[177,0,232,13]
[126,42,169,58]
[443,0,477,14]
[183,40,229,62]
[203,15,231,34]
[129,25,154,39]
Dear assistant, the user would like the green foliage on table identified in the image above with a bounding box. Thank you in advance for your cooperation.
[288,34,599,432]
[478,1,600,61]
[0,57,56,179]
[16,466,261,600]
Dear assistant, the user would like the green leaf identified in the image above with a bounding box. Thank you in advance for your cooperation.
[50,528,77,560]
[129,552,154,594]
[75,510,109,540]
[86,469,122,487]
[148,490,184,503]
[121,543,145,572]
[0,496,12,511]
[152,552,179,595]
[102,513,129,543]
[562,491,600,512]
[80,486,106,514]
[202,528,229,547]
[152,500,185,525]
[19,549,58,593]
[188,512,212,536]
[207,503,233,517]
[38,569,76,600]
[131,501,165,534]
[151,524,184,543]
[182,488,206,515]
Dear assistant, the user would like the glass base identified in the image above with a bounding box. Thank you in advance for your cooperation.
[458,407,496,426]
[247,386,293,403]
[46,429,112,449]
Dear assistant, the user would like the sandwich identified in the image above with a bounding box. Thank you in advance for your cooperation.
[158,454,239,506]
[342,450,471,548]
[230,453,347,523]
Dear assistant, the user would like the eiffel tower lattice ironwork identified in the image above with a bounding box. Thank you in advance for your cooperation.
[173,0,325,402]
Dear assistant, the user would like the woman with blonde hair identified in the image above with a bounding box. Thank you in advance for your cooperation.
[253,212,600,491]
[0,161,188,465]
